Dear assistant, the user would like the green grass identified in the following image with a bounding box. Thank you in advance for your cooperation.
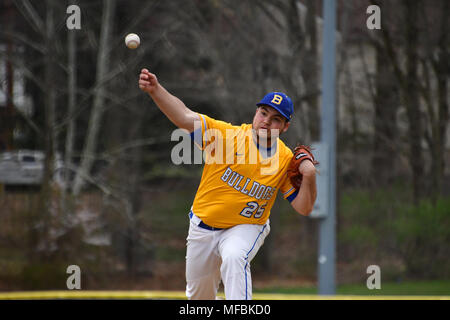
[254,280,450,296]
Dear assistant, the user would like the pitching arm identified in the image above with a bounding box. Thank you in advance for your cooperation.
[139,68,198,132]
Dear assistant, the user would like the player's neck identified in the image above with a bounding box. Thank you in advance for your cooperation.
[252,131,276,150]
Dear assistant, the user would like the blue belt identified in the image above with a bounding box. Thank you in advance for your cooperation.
[189,211,223,231]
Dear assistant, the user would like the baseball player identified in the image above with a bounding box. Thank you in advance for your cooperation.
[139,68,317,300]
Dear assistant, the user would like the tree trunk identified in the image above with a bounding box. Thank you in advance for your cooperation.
[403,0,424,203]
[65,0,77,193]
[304,0,320,141]
[35,0,56,260]
[72,0,116,195]
[432,0,449,200]
[372,43,399,185]
[123,106,145,276]
[124,140,143,277]
[1,0,15,151]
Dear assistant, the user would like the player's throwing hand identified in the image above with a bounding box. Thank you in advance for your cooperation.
[139,68,159,94]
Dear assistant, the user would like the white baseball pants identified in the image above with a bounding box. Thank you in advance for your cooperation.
[185,212,270,300]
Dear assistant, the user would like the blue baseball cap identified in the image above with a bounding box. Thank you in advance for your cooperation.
[256,92,294,121]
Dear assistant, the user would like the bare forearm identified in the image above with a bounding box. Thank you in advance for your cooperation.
[291,174,317,216]
[139,69,196,131]
[149,84,196,131]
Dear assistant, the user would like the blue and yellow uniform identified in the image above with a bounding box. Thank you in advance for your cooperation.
[190,113,298,229]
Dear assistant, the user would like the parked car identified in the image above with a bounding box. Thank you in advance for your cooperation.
[0,150,64,186]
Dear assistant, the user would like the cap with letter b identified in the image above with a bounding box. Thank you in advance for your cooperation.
[256,92,294,121]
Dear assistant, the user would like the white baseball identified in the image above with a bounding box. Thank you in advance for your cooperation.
[125,33,140,49]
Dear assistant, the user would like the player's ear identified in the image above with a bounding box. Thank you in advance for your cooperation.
[282,121,290,133]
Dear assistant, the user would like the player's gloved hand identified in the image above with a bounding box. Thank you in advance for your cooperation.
[287,145,318,190]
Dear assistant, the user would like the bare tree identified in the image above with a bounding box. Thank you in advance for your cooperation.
[370,0,424,201]
[368,30,400,186]
[72,0,116,196]
[302,0,320,141]
[420,0,449,201]
[370,0,449,200]
[64,0,78,193]
[0,0,16,152]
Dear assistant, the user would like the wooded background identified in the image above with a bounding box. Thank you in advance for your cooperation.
[0,0,449,291]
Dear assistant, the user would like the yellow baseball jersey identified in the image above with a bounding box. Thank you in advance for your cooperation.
[190,113,298,229]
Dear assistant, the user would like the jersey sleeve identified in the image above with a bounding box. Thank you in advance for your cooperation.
[280,175,298,203]
[279,147,298,203]
[189,113,235,151]
[189,113,208,150]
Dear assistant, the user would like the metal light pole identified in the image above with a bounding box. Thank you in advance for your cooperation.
[318,0,337,295]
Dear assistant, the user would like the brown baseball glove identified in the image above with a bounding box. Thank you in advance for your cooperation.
[287,144,318,190]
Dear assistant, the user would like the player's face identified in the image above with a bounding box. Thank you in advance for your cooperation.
[252,106,290,139]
